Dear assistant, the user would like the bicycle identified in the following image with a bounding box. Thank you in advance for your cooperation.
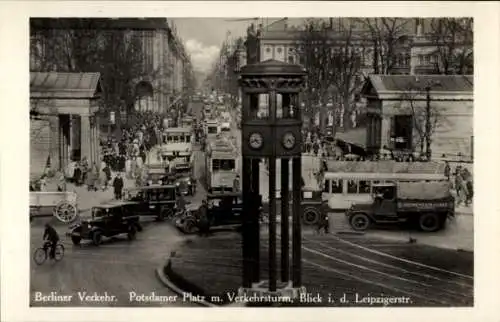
[33,241,65,265]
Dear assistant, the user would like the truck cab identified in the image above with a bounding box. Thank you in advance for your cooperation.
[346,182,454,232]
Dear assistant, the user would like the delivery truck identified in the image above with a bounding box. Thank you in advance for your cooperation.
[345,181,455,232]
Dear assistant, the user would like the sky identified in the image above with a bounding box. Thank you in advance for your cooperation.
[170,18,303,75]
[170,18,252,74]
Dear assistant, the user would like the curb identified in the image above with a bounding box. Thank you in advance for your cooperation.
[155,258,217,307]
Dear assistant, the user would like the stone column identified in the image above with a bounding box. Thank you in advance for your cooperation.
[80,115,91,163]
[380,116,391,149]
[47,115,60,171]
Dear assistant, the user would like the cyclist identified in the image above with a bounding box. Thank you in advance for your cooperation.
[43,223,59,259]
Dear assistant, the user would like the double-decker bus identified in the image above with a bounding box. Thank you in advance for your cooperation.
[160,127,193,167]
[205,138,239,193]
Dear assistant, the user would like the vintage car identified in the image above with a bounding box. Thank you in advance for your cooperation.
[175,192,244,234]
[171,163,197,196]
[67,202,141,246]
[123,185,178,221]
[146,166,168,185]
[260,189,330,226]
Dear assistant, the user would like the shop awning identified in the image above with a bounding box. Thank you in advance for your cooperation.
[335,127,367,149]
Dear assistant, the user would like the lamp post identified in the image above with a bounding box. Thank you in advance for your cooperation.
[424,80,441,160]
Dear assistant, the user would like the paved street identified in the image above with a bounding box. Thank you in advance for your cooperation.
[30,220,193,307]
[169,232,473,306]
[29,101,209,307]
[29,101,473,307]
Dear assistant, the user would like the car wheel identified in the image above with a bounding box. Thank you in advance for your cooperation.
[71,236,81,245]
[418,213,440,232]
[159,207,173,221]
[92,231,102,246]
[302,207,321,226]
[127,226,137,240]
[349,213,371,231]
[183,218,198,234]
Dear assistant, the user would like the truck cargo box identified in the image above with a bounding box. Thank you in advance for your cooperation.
[397,181,452,200]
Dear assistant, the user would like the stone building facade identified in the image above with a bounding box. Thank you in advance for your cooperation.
[361,75,473,161]
[30,18,193,119]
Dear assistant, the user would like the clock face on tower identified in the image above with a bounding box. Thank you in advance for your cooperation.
[282,132,296,150]
[248,132,264,149]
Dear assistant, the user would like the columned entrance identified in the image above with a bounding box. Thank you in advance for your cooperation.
[30,72,103,178]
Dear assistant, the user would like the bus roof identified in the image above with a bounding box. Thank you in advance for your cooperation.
[207,138,236,153]
[206,120,218,125]
[325,160,446,175]
[164,127,191,133]
[324,171,446,181]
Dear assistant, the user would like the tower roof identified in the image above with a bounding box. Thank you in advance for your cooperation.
[240,59,306,76]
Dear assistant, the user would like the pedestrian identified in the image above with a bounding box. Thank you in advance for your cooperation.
[444,161,451,180]
[99,166,108,191]
[113,173,124,199]
[80,157,89,184]
[197,199,210,237]
[232,175,240,192]
[57,172,66,192]
[312,140,319,157]
[103,163,112,184]
[316,212,329,235]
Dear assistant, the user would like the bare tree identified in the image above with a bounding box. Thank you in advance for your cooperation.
[295,19,337,122]
[329,20,364,131]
[428,18,473,75]
[397,85,448,158]
[359,18,410,74]
[295,18,363,133]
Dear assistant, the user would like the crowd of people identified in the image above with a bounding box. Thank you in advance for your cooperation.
[30,109,187,195]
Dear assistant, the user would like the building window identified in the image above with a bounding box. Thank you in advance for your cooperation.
[404,54,411,66]
[288,55,294,63]
[277,47,283,54]
[266,47,271,53]
[418,54,424,65]
[424,55,431,64]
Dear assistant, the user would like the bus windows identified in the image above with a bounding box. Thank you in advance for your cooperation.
[185,135,191,143]
[359,180,371,193]
[331,180,343,193]
[208,126,217,134]
[323,179,331,193]
[220,159,235,170]
[347,180,358,194]
[211,159,236,171]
